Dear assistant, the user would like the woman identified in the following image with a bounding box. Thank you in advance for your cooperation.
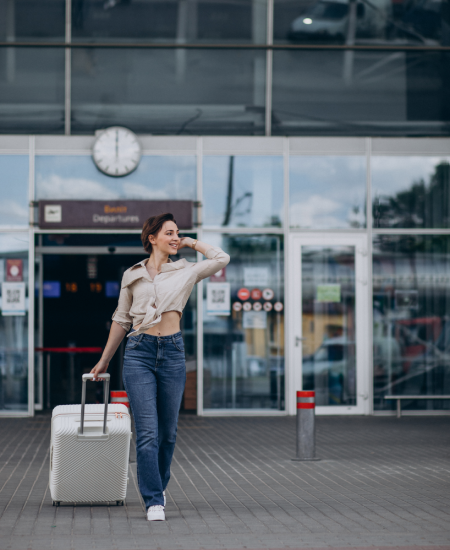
[90,212,230,521]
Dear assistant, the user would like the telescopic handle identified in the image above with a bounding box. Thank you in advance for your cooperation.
[80,373,110,435]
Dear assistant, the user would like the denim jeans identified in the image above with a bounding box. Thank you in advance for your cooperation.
[122,331,186,509]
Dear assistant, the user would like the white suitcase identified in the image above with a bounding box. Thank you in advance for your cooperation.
[49,373,132,506]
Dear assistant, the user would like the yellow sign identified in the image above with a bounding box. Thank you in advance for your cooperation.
[316,284,341,303]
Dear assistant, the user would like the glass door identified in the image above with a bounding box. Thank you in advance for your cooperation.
[289,235,370,414]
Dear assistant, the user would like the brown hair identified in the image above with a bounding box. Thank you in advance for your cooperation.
[141,212,177,254]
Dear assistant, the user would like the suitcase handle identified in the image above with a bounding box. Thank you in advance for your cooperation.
[81,373,110,435]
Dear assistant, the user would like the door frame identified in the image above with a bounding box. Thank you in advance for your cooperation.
[288,234,370,415]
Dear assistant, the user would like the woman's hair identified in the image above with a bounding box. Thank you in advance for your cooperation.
[141,212,177,254]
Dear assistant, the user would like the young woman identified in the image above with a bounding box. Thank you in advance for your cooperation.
[90,212,230,521]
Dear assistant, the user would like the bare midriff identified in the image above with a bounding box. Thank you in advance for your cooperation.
[134,310,182,337]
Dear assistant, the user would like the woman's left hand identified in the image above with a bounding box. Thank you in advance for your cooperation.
[178,237,193,250]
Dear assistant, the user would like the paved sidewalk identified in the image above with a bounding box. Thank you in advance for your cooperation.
[0,415,449,550]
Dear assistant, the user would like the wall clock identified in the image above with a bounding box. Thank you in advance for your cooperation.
[92,126,142,177]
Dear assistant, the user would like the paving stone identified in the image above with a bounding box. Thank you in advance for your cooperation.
[0,416,450,549]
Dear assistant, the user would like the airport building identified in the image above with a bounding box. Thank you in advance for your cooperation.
[0,0,449,416]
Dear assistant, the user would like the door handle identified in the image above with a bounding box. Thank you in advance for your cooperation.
[295,336,306,347]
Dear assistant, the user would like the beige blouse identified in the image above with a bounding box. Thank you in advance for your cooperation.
[112,246,230,337]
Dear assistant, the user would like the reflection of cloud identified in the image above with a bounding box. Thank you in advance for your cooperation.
[290,195,342,228]
[0,233,29,253]
[372,157,449,195]
[0,200,28,223]
[121,183,169,200]
[37,174,119,200]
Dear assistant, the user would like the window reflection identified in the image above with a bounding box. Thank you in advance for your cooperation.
[0,0,65,42]
[203,234,284,410]
[0,48,65,134]
[35,155,196,200]
[373,235,450,412]
[274,0,449,45]
[272,50,450,137]
[0,233,29,412]
[372,156,450,228]
[72,0,267,43]
[203,156,283,227]
[290,156,366,228]
[302,246,356,406]
[0,156,29,226]
[71,48,266,135]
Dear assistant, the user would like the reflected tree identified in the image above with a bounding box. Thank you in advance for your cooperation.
[373,161,450,228]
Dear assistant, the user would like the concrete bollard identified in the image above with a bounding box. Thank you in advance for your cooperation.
[292,391,320,461]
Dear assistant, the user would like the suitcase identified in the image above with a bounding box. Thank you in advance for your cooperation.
[49,373,132,506]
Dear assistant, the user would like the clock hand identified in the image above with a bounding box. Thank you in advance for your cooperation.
[115,130,119,159]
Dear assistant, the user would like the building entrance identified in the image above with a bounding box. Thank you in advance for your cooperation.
[289,235,370,415]
[35,238,198,412]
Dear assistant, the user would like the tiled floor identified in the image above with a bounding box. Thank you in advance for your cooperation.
[0,414,449,549]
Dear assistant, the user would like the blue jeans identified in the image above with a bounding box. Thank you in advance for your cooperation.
[122,331,186,509]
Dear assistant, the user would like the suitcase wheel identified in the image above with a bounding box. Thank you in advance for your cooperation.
[116,500,124,506]
[53,501,61,507]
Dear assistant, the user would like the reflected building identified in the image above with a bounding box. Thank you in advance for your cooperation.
[0,1,449,417]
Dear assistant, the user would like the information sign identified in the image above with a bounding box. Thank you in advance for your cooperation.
[1,282,26,316]
[243,310,267,329]
[316,284,341,303]
[207,282,230,316]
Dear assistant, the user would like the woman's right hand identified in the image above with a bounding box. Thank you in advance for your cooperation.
[90,359,109,381]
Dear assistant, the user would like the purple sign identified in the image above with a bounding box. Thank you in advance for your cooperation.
[39,200,193,230]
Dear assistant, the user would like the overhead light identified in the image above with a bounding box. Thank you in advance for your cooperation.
[303,18,313,24]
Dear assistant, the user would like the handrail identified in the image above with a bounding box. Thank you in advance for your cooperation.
[384,395,450,418]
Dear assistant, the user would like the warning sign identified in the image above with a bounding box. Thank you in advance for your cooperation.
[262,288,274,301]
[251,289,262,300]
[274,302,284,312]
[237,288,250,301]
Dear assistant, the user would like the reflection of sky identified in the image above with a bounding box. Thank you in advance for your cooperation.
[0,233,29,254]
[290,156,366,229]
[203,156,284,227]
[35,155,196,200]
[0,156,29,226]
[372,156,450,198]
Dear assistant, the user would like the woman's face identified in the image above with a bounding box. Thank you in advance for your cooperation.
[149,220,180,255]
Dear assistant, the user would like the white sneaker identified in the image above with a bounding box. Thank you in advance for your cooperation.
[163,491,166,506]
[147,505,165,521]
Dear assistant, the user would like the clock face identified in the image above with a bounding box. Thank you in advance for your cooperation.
[92,127,142,177]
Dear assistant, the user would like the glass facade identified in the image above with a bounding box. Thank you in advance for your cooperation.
[0,232,29,412]
[372,156,450,228]
[0,155,29,226]
[72,0,267,44]
[203,234,284,410]
[373,235,450,412]
[203,156,283,228]
[0,0,65,42]
[272,50,450,136]
[274,0,450,46]
[35,155,197,201]
[290,156,366,229]
[71,48,266,135]
[0,48,65,134]
[1,1,449,136]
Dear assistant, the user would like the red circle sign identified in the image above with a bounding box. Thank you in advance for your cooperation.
[251,289,262,300]
[237,288,250,301]
[232,302,243,312]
